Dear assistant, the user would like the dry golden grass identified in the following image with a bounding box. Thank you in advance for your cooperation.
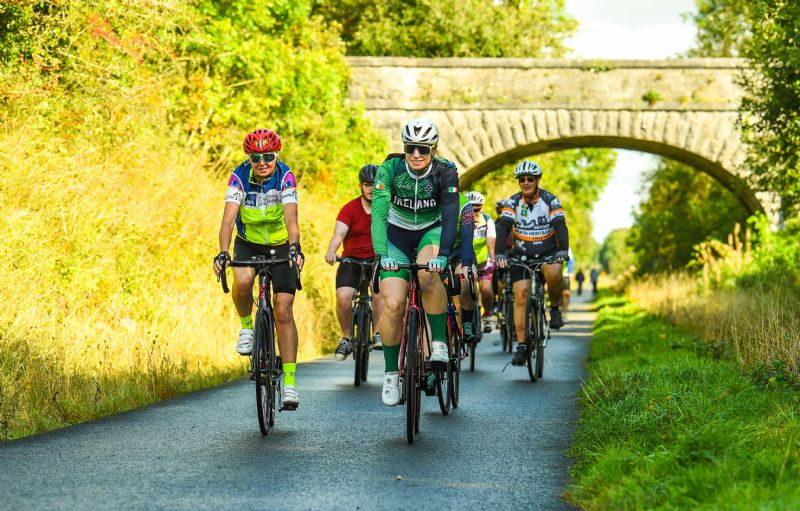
[0,123,341,440]
[628,274,800,378]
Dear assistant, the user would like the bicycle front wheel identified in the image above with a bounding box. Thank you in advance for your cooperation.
[449,316,461,408]
[504,296,516,353]
[535,303,545,379]
[254,309,275,435]
[525,297,537,383]
[403,309,421,444]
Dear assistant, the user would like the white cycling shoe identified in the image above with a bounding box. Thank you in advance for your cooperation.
[382,372,401,406]
[429,341,449,364]
[237,328,254,355]
[282,384,299,409]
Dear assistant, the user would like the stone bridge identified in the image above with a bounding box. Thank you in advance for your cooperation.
[347,57,768,215]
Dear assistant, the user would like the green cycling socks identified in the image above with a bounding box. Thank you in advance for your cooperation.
[383,344,400,373]
[283,362,296,386]
[427,312,447,343]
[240,315,254,329]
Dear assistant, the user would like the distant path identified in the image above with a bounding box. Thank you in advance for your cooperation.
[0,295,595,510]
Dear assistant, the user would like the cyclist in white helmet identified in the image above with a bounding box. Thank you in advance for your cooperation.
[465,191,496,333]
[495,160,570,367]
[372,119,464,406]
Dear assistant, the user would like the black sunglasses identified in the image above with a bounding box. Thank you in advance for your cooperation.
[404,144,433,156]
[248,152,278,164]
[518,176,540,183]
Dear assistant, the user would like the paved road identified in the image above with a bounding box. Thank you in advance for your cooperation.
[0,296,593,510]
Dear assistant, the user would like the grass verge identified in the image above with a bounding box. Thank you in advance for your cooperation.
[565,295,800,510]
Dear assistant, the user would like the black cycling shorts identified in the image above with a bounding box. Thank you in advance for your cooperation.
[336,258,377,290]
[509,249,561,285]
[233,236,297,295]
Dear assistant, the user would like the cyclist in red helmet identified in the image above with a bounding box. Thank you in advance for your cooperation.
[213,128,304,408]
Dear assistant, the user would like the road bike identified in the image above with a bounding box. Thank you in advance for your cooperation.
[507,254,563,382]
[336,257,378,387]
[396,260,452,444]
[443,267,473,408]
[219,251,301,435]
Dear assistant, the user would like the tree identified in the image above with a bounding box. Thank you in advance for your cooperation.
[598,228,635,276]
[685,0,753,57]
[740,0,800,214]
[312,0,577,57]
[628,158,751,274]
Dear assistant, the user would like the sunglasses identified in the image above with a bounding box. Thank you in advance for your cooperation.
[248,152,278,164]
[518,176,540,183]
[404,144,433,156]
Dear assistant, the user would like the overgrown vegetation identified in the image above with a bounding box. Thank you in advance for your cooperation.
[567,296,800,509]
[311,0,576,57]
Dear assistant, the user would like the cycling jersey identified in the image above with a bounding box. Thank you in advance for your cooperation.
[472,212,495,265]
[225,160,298,246]
[372,154,460,260]
[496,188,568,256]
[451,193,475,267]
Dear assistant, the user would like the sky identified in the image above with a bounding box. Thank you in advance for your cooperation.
[563,0,698,242]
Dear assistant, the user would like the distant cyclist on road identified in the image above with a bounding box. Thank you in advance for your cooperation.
[324,164,384,359]
[465,191,496,333]
[372,119,462,406]
[213,128,304,408]
[495,160,570,367]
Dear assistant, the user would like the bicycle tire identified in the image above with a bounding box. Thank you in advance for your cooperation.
[360,307,370,382]
[448,314,461,408]
[353,305,364,387]
[504,296,516,353]
[404,309,420,444]
[254,309,274,435]
[436,365,450,415]
[525,295,537,383]
[535,302,545,380]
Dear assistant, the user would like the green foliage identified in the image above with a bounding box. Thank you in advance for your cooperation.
[312,0,577,57]
[567,297,800,509]
[684,0,753,57]
[641,89,662,106]
[628,158,750,274]
[470,149,616,267]
[598,228,634,275]
[740,1,800,213]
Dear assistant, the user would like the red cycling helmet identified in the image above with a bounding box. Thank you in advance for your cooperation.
[243,128,281,154]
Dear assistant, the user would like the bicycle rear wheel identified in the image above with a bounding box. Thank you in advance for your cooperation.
[448,313,461,408]
[360,307,371,382]
[352,305,367,386]
[404,309,421,444]
[504,296,515,353]
[254,309,275,435]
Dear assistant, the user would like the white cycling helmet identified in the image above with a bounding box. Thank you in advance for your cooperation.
[465,191,485,205]
[401,119,439,146]
[514,160,543,178]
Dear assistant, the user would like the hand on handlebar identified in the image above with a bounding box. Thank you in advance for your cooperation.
[380,255,399,272]
[553,249,570,263]
[495,253,508,269]
[290,242,305,271]
[427,255,448,273]
[213,251,231,277]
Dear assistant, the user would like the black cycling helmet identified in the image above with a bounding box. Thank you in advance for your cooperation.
[359,164,378,183]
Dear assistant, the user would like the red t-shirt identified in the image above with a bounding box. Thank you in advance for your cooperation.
[337,197,374,258]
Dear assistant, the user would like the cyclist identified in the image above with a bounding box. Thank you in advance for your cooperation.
[372,119,462,406]
[324,164,385,359]
[495,160,570,367]
[491,199,512,315]
[447,192,476,341]
[465,191,496,333]
[213,128,304,408]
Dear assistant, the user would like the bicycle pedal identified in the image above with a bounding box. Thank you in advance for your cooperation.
[280,403,298,412]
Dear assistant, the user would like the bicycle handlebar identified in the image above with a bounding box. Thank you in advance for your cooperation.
[335,257,375,266]
[217,256,301,294]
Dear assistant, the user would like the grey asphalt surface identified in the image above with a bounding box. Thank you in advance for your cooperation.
[0,296,594,511]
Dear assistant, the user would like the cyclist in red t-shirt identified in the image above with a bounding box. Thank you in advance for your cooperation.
[324,164,385,359]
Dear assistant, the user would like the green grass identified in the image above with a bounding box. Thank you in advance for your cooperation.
[566,296,800,510]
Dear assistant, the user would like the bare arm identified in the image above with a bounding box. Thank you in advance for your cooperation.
[284,202,300,245]
[215,202,240,275]
[487,237,496,262]
[325,221,350,264]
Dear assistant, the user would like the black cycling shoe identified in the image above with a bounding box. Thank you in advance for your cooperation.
[511,344,527,366]
[549,308,564,330]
